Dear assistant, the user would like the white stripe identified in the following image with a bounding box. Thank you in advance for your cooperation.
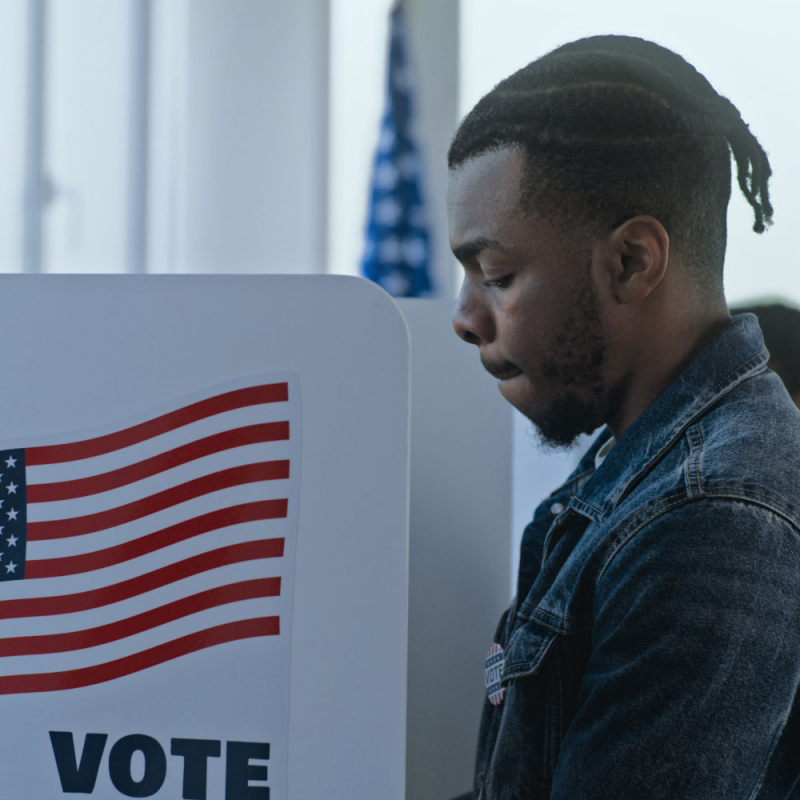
[0,596,279,677]
[15,516,288,599]
[25,479,290,558]
[28,438,292,519]
[26,403,290,486]
[27,442,291,523]
[0,558,284,638]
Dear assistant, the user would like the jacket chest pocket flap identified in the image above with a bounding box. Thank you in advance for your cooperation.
[501,620,559,684]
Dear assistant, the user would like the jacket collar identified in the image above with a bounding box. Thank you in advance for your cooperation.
[569,313,769,522]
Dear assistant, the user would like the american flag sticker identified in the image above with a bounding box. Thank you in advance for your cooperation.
[485,642,505,706]
[0,374,301,695]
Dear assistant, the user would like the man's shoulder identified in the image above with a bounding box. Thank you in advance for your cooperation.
[690,368,800,523]
[594,368,800,575]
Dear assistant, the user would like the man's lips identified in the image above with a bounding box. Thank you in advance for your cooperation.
[482,361,522,381]
[495,369,522,381]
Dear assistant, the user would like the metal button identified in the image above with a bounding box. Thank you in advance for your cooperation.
[550,502,564,515]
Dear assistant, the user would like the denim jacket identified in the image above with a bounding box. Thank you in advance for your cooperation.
[470,314,800,800]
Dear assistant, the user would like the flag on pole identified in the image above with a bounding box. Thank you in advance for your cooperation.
[361,1,433,297]
[0,376,300,695]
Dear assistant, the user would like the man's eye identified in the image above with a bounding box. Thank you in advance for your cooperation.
[483,276,512,289]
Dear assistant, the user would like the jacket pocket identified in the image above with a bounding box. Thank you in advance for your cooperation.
[483,621,564,799]
[501,620,559,683]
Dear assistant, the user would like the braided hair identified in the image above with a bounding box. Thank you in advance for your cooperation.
[448,35,773,287]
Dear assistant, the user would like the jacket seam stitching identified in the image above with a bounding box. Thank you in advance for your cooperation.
[694,423,705,496]
[704,487,800,528]
[597,494,689,584]
[598,492,800,586]
[609,350,767,510]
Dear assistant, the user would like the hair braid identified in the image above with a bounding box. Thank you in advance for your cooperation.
[449,35,774,285]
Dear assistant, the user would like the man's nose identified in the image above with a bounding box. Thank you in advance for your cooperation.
[452,284,494,345]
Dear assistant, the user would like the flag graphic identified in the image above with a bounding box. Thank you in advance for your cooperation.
[0,375,300,694]
[361,0,433,298]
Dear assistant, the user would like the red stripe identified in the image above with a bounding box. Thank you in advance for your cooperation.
[26,501,287,578]
[0,617,279,695]
[0,539,281,618]
[26,383,289,465]
[28,422,290,502]
[0,579,280,656]
[27,461,290,540]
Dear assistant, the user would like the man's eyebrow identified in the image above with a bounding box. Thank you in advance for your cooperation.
[451,237,509,263]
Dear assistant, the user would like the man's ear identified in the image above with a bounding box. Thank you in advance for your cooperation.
[598,216,670,305]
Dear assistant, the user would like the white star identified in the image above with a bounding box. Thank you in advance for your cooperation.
[380,272,410,296]
[378,127,395,154]
[374,162,399,191]
[7,509,17,521]
[375,197,403,226]
[6,534,17,547]
[402,236,427,267]
[6,482,17,495]
[5,561,16,574]
[378,236,402,264]
[4,456,16,469]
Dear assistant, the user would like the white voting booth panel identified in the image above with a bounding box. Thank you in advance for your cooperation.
[0,275,409,800]
[397,300,514,800]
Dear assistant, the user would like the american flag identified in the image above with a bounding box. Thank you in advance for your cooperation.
[0,376,299,694]
[361,0,433,298]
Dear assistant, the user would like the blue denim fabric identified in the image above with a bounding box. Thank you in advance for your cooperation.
[471,314,800,800]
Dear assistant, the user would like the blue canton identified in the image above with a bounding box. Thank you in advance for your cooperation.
[361,2,433,298]
[0,450,26,582]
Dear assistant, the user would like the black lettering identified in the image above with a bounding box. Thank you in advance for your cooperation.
[225,741,270,800]
[108,734,167,798]
[170,738,221,800]
[49,731,108,794]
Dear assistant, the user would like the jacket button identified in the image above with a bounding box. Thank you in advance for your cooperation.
[550,502,564,515]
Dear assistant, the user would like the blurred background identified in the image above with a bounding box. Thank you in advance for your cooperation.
[1,0,798,306]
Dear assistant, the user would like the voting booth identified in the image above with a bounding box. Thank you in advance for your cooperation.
[0,275,409,800]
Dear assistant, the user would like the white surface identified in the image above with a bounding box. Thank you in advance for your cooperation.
[459,0,800,307]
[43,0,131,274]
[0,0,26,273]
[0,274,409,800]
[397,298,513,800]
[181,0,328,274]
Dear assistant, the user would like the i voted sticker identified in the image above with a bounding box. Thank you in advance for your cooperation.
[485,642,505,706]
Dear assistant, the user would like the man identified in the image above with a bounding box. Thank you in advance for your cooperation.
[447,35,800,799]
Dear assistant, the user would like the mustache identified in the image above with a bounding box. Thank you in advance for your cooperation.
[480,357,521,380]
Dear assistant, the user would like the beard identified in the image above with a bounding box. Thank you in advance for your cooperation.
[527,263,612,450]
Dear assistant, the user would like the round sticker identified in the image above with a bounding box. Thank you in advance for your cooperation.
[484,642,505,706]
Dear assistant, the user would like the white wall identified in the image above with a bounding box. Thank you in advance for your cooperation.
[0,0,27,273]
[180,0,328,274]
[42,0,132,274]
[459,0,800,307]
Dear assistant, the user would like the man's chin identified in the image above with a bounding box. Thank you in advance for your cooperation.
[526,400,603,452]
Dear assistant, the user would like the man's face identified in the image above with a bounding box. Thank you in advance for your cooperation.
[448,147,612,448]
